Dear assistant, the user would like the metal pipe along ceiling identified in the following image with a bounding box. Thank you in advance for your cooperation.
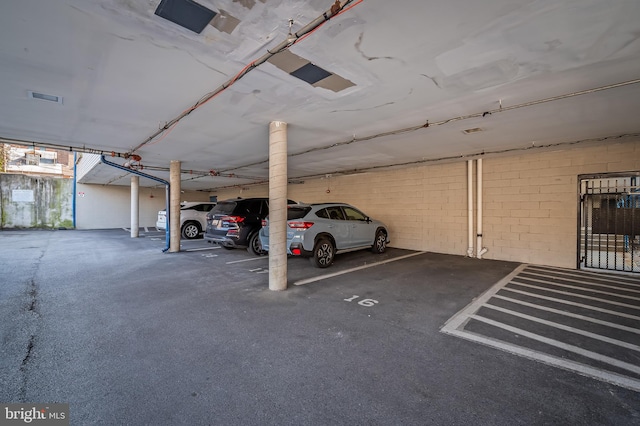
[131,0,360,154]
[100,155,171,252]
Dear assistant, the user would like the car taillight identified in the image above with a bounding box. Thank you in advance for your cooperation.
[222,215,245,223]
[291,247,302,256]
[288,221,314,229]
[261,220,267,227]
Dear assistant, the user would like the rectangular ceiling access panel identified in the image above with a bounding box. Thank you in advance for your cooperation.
[267,50,355,93]
[155,0,217,34]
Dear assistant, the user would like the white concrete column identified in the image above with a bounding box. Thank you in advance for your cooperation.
[130,175,139,238]
[467,160,474,257]
[170,160,181,253]
[269,121,288,291]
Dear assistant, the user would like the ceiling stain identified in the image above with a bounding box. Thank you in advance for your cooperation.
[209,9,241,34]
[421,74,442,89]
[354,32,401,63]
[108,32,136,42]
[545,39,562,51]
[330,101,396,114]
[232,0,266,10]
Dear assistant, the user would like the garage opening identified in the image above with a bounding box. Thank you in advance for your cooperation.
[579,172,640,273]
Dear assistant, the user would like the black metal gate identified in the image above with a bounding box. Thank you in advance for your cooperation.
[579,172,640,273]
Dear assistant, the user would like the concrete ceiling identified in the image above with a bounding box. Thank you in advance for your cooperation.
[2,0,640,191]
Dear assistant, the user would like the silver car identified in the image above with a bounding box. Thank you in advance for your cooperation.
[259,203,389,268]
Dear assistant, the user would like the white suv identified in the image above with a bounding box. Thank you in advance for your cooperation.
[156,202,216,239]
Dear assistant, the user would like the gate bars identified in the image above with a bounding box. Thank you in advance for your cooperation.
[579,172,640,273]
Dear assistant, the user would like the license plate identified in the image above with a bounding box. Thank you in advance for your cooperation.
[212,219,220,226]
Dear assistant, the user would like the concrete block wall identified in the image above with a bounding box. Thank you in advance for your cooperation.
[213,139,639,269]
[482,140,640,267]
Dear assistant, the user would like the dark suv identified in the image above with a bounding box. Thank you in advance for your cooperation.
[204,197,295,255]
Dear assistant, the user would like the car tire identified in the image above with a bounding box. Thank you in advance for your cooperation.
[371,229,387,254]
[310,237,335,268]
[181,222,201,239]
[248,232,267,256]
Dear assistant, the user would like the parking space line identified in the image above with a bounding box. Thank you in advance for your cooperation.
[442,264,526,331]
[510,281,640,310]
[441,264,640,393]
[521,270,640,294]
[443,327,640,393]
[225,257,268,264]
[492,294,640,335]
[293,251,426,286]
[512,276,640,301]
[184,247,220,252]
[502,287,640,321]
[530,265,640,286]
[470,314,640,375]
[483,303,640,352]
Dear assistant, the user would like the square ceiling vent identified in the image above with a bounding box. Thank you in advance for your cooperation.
[155,0,217,34]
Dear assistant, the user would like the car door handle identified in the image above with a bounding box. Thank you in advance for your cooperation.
[328,225,335,228]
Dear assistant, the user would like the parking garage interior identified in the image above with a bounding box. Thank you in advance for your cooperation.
[1,0,640,423]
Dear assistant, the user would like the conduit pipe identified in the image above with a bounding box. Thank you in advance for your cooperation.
[476,158,488,259]
[101,155,171,252]
[467,160,474,257]
[131,0,358,153]
[131,176,139,238]
[72,152,77,229]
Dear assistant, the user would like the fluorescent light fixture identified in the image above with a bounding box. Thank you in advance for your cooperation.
[28,90,63,104]
[462,127,483,134]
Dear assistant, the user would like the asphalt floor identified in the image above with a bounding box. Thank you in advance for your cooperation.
[1,229,639,425]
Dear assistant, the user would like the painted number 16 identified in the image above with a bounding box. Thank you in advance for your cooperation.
[344,295,379,307]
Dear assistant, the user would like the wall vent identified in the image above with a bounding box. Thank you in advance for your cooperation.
[28,91,63,104]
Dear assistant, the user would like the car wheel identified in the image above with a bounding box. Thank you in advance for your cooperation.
[372,229,387,253]
[181,222,201,239]
[248,232,267,256]
[310,237,334,268]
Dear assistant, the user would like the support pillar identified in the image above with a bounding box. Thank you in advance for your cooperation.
[466,160,473,257]
[170,160,181,253]
[130,175,139,238]
[269,121,288,291]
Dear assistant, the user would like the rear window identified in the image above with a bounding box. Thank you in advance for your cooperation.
[238,199,265,214]
[287,206,311,220]
[209,201,237,215]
